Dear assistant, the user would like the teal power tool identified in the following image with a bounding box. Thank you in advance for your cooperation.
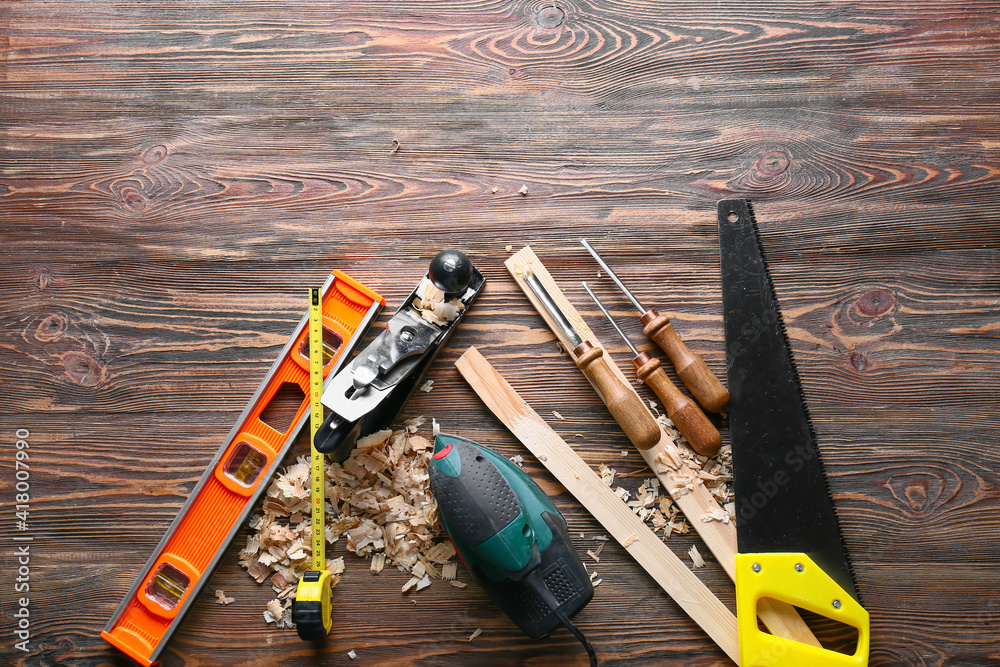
[429,434,597,665]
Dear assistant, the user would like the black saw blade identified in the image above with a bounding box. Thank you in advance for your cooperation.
[718,198,860,604]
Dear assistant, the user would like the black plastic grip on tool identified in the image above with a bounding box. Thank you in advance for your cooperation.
[314,413,361,459]
[291,600,327,642]
[471,512,594,639]
[428,440,521,546]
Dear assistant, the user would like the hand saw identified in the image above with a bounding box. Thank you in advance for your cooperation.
[718,199,870,666]
[103,272,384,666]
[315,249,486,459]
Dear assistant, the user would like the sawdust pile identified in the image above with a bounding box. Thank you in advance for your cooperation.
[240,417,458,626]
[601,415,735,540]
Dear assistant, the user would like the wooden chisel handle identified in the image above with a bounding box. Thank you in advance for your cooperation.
[633,351,721,457]
[641,309,730,413]
[574,342,661,450]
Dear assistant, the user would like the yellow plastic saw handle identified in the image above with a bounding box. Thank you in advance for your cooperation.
[736,553,869,667]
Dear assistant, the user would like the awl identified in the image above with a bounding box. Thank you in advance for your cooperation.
[582,239,729,413]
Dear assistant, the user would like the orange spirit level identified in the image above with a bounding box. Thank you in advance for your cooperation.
[102,271,384,666]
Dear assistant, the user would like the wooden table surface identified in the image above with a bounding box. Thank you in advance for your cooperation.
[2,2,998,665]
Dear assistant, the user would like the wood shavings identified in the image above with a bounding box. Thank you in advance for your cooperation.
[357,429,393,450]
[689,544,706,569]
[700,507,731,524]
[414,280,466,325]
[469,628,482,641]
[586,549,601,563]
[598,464,616,486]
[620,450,629,458]
[420,380,434,393]
[243,418,457,624]
[592,535,609,541]
[494,187,500,194]
[552,410,564,420]
[593,578,603,587]
[449,580,467,588]
[348,649,358,659]
[327,556,345,576]
[509,454,524,468]
[505,243,512,251]
[623,533,638,547]
[410,435,432,452]
[518,185,528,195]
[432,418,440,436]
[264,599,292,628]
[424,540,456,563]
[215,590,234,605]
[442,562,458,581]
[371,552,386,574]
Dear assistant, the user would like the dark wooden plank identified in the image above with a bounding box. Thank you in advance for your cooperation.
[2,0,999,664]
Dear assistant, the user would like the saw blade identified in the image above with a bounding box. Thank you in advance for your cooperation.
[718,198,860,604]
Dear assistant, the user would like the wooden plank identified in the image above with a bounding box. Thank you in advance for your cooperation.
[1,0,998,663]
[455,345,740,662]
[503,246,819,646]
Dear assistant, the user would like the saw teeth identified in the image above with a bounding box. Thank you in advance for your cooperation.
[743,200,862,604]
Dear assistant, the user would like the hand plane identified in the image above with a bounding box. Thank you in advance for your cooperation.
[315,250,485,460]
[428,434,597,666]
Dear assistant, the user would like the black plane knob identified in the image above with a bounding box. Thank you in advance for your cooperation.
[429,249,473,296]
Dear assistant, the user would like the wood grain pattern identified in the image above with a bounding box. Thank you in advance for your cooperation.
[1,0,999,665]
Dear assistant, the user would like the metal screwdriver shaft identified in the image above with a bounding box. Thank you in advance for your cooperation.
[581,239,645,312]
[581,282,639,356]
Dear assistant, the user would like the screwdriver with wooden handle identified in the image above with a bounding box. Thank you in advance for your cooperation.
[583,282,722,457]
[524,269,661,450]
[581,239,730,413]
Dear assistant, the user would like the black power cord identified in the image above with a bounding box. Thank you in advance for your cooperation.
[523,568,599,667]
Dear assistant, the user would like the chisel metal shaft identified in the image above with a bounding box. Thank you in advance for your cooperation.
[583,283,721,457]
[581,239,730,413]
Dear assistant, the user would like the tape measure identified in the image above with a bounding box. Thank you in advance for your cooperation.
[292,287,334,641]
